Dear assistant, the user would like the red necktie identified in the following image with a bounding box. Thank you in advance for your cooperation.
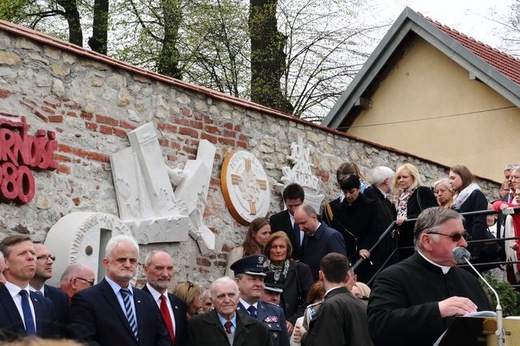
[224,320,233,334]
[160,294,175,342]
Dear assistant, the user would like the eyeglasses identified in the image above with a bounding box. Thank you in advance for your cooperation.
[75,277,95,286]
[427,231,467,242]
[36,255,56,261]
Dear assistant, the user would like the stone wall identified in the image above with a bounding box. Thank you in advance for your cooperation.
[0,22,499,289]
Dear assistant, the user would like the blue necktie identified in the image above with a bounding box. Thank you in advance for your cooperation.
[19,290,36,336]
[120,288,139,341]
[247,305,257,318]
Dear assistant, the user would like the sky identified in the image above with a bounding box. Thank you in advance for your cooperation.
[368,0,514,50]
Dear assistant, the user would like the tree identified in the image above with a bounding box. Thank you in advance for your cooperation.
[249,0,293,114]
[88,0,109,53]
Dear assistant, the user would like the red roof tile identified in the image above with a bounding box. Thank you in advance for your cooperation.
[425,18,520,85]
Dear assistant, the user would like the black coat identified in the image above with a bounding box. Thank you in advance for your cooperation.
[279,261,314,325]
[188,310,271,346]
[397,186,438,259]
[44,284,69,335]
[367,253,491,346]
[454,189,488,258]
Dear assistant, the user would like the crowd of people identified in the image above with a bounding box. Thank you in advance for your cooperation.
[0,161,518,346]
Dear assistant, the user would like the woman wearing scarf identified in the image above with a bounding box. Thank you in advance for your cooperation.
[449,165,489,262]
[264,231,314,336]
[393,163,438,260]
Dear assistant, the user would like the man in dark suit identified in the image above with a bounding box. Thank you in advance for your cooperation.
[270,183,305,260]
[364,166,398,269]
[188,276,270,346]
[294,204,347,281]
[304,253,372,346]
[232,255,290,346]
[67,234,170,345]
[142,250,188,346]
[29,243,69,333]
[0,235,59,341]
[0,250,6,284]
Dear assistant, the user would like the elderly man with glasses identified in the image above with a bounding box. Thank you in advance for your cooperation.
[59,263,96,302]
[367,207,491,346]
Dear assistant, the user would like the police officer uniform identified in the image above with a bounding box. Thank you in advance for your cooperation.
[231,255,290,346]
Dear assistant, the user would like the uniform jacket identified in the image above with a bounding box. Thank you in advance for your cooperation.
[305,286,372,346]
[0,284,59,341]
[188,309,271,346]
[66,278,170,346]
[238,301,290,346]
[367,252,492,346]
[141,284,189,346]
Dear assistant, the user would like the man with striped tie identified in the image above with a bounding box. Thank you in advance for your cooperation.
[67,234,170,345]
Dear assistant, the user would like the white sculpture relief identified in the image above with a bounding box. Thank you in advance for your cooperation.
[276,138,324,213]
[44,212,133,287]
[110,123,216,253]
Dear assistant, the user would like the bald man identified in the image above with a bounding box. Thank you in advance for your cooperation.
[59,263,96,302]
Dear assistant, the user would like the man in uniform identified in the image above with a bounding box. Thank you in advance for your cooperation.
[231,255,290,346]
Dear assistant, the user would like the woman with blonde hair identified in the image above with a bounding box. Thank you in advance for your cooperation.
[393,163,438,259]
[225,217,271,278]
[173,280,203,319]
[433,178,454,209]
[264,231,314,334]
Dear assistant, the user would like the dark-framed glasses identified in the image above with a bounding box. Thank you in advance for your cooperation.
[427,231,467,242]
[36,255,56,261]
[75,277,95,286]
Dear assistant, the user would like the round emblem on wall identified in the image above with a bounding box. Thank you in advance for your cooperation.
[221,150,271,225]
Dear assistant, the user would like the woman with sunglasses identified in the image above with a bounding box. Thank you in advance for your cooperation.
[173,281,203,319]
[225,217,271,278]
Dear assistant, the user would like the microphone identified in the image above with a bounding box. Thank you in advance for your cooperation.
[452,247,504,346]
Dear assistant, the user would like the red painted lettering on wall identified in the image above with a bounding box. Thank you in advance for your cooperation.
[0,114,57,204]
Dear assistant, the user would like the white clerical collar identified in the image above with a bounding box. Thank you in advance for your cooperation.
[418,251,451,274]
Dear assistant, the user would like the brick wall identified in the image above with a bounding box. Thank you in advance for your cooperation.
[0,23,500,289]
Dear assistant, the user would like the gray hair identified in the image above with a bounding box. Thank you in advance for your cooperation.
[296,203,317,217]
[210,276,239,299]
[413,207,463,249]
[370,166,395,185]
[143,250,170,267]
[105,234,139,260]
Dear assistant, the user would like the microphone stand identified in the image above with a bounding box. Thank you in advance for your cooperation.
[463,257,504,346]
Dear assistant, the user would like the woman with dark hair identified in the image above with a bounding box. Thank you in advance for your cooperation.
[225,217,271,278]
[449,164,489,260]
[393,163,438,260]
[264,231,314,335]
[324,174,383,282]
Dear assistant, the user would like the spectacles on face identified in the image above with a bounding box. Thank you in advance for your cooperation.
[427,231,467,242]
[75,277,95,286]
[36,255,56,262]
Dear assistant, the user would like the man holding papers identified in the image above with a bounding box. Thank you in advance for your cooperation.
[367,207,491,346]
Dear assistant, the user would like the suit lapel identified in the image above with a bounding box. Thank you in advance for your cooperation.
[0,285,25,334]
[99,280,136,341]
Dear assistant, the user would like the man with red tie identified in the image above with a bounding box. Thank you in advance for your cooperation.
[142,250,188,346]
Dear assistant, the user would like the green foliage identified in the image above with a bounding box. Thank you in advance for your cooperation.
[481,275,520,316]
